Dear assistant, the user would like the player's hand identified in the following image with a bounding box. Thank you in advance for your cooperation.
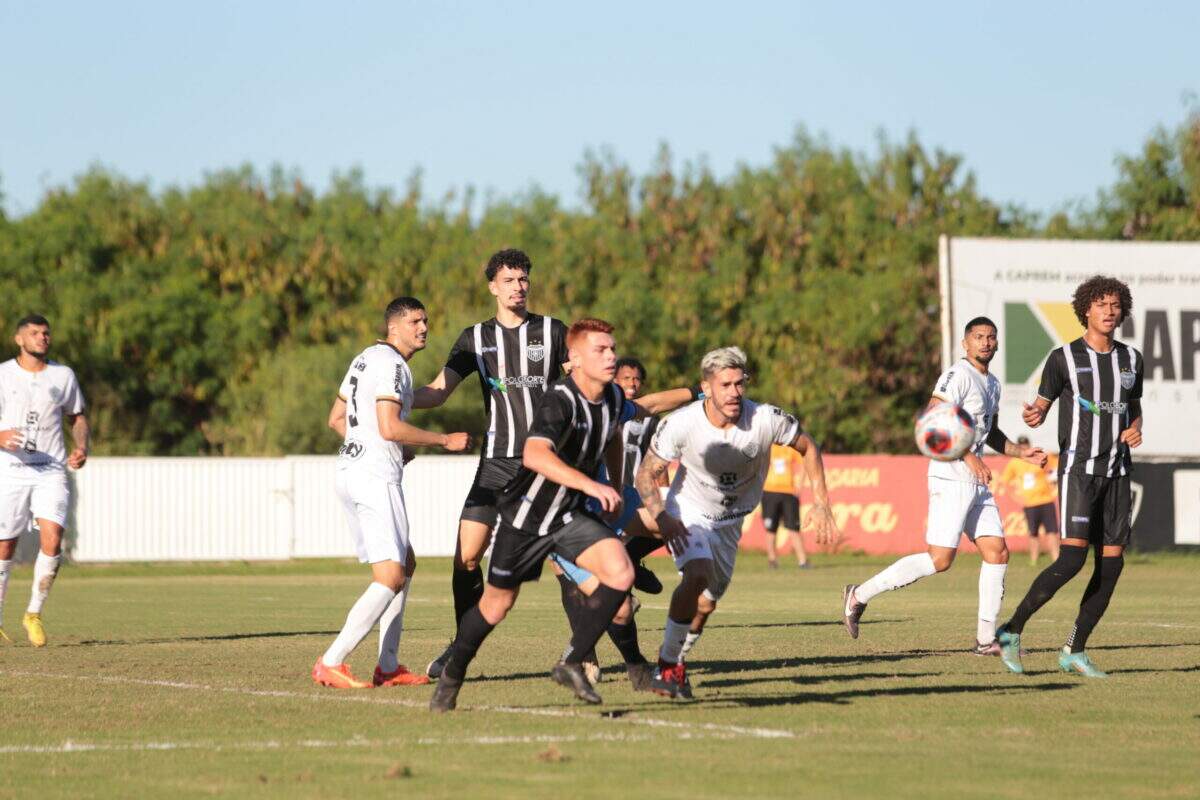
[441,432,472,452]
[600,494,625,524]
[67,448,88,469]
[0,429,24,450]
[655,511,690,556]
[1019,445,1047,468]
[585,481,622,513]
[1022,401,1046,428]
[805,503,840,547]
[1119,426,1143,448]
[962,452,991,485]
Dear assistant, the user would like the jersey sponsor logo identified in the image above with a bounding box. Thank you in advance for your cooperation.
[1075,367,1092,373]
[1120,369,1136,390]
[938,371,954,392]
[480,346,498,354]
[488,375,545,393]
[1076,396,1128,415]
[1071,515,1089,523]
[393,364,405,394]
[487,376,508,394]
[353,359,366,372]
[338,442,365,460]
[526,343,545,363]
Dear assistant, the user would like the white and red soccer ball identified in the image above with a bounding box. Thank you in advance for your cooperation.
[914,402,975,461]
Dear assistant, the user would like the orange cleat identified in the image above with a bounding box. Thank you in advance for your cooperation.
[373,664,431,687]
[312,658,371,689]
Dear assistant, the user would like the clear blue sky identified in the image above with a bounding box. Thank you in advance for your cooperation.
[2,1,1197,217]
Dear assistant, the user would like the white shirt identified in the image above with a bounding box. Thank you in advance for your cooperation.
[0,359,86,476]
[928,358,1001,483]
[651,399,800,527]
[335,342,413,482]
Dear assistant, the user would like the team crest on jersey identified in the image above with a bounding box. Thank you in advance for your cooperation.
[743,441,760,459]
[47,387,61,402]
[526,343,545,363]
[1119,369,1135,390]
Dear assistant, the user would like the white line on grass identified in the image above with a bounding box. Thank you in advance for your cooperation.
[0,670,795,741]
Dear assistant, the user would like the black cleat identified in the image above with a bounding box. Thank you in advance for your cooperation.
[551,661,603,704]
[429,671,462,712]
[625,661,654,692]
[426,641,453,680]
[632,562,663,595]
[842,584,866,639]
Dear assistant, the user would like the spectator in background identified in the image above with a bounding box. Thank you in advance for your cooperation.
[997,436,1060,565]
[759,442,810,570]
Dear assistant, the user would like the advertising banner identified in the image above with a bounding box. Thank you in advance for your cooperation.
[938,237,1200,457]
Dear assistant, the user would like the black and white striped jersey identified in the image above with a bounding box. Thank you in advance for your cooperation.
[1037,338,1143,478]
[617,415,659,488]
[443,313,569,460]
[499,376,637,535]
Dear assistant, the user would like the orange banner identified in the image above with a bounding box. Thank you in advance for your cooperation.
[740,455,1049,555]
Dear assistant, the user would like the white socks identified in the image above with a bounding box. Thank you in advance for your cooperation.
[659,618,691,663]
[377,579,411,674]
[678,630,702,664]
[27,552,61,615]
[322,582,395,667]
[977,562,1007,645]
[0,560,11,626]
[855,552,937,604]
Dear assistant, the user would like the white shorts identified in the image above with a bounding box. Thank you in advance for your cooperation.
[671,518,742,602]
[335,469,410,565]
[0,472,70,539]
[925,476,1003,549]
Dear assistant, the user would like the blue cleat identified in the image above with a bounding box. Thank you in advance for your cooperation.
[996,625,1024,674]
[1058,647,1107,678]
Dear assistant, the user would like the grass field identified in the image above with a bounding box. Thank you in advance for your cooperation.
[0,552,1197,799]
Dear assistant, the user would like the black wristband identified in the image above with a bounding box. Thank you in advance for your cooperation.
[689,383,703,401]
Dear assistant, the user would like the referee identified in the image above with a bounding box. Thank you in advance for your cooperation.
[996,275,1144,678]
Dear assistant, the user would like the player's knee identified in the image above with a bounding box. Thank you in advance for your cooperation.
[930,551,955,572]
[601,560,635,592]
[697,594,717,616]
[480,591,515,623]
[613,597,634,625]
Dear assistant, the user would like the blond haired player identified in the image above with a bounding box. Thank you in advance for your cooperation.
[997,439,1060,565]
[312,298,471,689]
[0,315,89,646]
[760,443,809,570]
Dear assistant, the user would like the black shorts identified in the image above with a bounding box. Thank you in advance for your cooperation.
[761,491,800,532]
[1059,472,1132,547]
[1023,501,1059,536]
[487,512,618,590]
[460,457,523,525]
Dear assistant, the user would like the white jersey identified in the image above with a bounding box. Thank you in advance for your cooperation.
[651,399,800,528]
[0,359,85,478]
[928,358,1001,483]
[335,342,413,483]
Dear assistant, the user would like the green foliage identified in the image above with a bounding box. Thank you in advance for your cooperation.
[2,119,1196,455]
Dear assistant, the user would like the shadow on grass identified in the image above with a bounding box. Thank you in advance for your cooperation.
[1105,664,1200,675]
[710,618,911,630]
[65,629,342,647]
[700,670,943,689]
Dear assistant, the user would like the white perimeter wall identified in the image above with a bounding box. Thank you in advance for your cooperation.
[59,456,478,562]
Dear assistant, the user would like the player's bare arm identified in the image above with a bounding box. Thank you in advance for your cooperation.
[523,437,621,512]
[985,421,1046,467]
[411,367,464,409]
[328,397,348,438]
[1022,396,1052,427]
[376,400,471,451]
[788,430,839,546]
[634,448,689,552]
[66,411,90,469]
[632,386,695,418]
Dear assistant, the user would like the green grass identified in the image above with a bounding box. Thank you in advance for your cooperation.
[0,553,1197,799]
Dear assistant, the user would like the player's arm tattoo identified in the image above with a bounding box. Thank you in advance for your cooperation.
[68,412,90,452]
[411,368,463,409]
[635,449,671,519]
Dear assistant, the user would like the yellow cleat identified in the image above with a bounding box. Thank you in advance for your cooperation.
[22,613,46,647]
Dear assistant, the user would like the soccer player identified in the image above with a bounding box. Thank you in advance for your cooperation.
[0,315,89,647]
[312,298,471,689]
[997,437,1061,565]
[634,346,839,699]
[412,249,571,679]
[760,443,810,570]
[995,276,1143,678]
[842,317,1047,655]
[429,319,694,712]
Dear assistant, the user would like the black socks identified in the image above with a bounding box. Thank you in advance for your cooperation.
[563,584,628,664]
[1006,544,1088,634]
[1067,554,1125,653]
[452,566,485,629]
[443,605,495,682]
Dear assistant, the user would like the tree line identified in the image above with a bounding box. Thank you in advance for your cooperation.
[1,113,1197,456]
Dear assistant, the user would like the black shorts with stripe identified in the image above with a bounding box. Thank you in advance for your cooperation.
[1059,472,1131,546]
[761,491,800,532]
[486,512,618,589]
[460,456,524,526]
[1023,501,1059,536]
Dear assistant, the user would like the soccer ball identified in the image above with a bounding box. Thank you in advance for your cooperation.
[914,402,975,461]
